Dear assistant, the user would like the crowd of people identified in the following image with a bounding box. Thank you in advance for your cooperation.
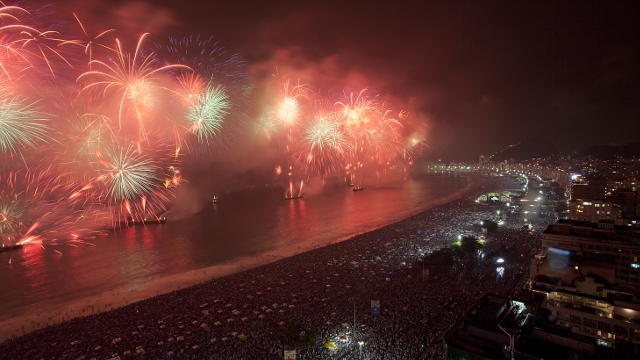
[0,172,556,359]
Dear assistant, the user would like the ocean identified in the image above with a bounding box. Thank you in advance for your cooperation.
[0,170,469,329]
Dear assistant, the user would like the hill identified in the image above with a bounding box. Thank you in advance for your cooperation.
[490,137,558,162]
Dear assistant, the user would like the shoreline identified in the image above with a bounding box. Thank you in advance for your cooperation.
[0,173,479,343]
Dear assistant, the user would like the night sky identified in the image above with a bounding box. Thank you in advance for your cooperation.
[43,0,640,160]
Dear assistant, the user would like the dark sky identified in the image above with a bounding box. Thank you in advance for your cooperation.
[48,0,640,160]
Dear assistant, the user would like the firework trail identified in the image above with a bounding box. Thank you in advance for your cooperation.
[0,3,81,84]
[0,5,35,80]
[69,13,115,70]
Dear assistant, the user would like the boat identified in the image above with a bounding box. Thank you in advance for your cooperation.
[352,187,364,192]
[0,243,23,252]
[283,195,303,200]
[118,217,166,226]
[212,196,219,204]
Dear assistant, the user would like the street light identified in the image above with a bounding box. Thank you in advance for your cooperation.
[358,341,364,358]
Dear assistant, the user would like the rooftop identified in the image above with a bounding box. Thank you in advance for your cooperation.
[543,219,640,244]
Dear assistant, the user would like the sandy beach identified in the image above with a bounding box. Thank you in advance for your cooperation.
[0,175,479,343]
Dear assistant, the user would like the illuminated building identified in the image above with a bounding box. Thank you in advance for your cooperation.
[525,219,640,357]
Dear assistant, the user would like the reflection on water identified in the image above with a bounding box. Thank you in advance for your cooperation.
[0,172,468,320]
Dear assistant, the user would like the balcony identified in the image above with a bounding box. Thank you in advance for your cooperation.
[547,299,613,318]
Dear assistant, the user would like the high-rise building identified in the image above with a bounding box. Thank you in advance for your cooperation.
[525,219,640,357]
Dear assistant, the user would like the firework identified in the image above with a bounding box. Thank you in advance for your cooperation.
[277,96,300,127]
[10,28,74,78]
[0,2,427,247]
[67,115,110,164]
[274,78,308,126]
[174,72,207,103]
[53,109,113,173]
[70,13,115,69]
[337,89,402,166]
[185,84,231,144]
[155,35,251,158]
[99,143,160,202]
[159,35,249,88]
[0,5,39,80]
[93,139,174,225]
[77,33,191,139]
[401,131,428,164]
[0,168,91,247]
[0,92,51,160]
[294,109,350,176]
[0,193,24,235]
[161,74,233,157]
[338,89,377,127]
[0,3,81,82]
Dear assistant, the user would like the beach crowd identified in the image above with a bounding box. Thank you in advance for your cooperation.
[0,172,556,359]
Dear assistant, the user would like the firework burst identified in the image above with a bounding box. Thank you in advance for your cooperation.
[401,131,428,164]
[77,33,191,139]
[295,107,350,176]
[93,139,174,225]
[337,89,402,166]
[254,108,277,142]
[0,92,51,161]
[100,143,160,202]
[186,84,231,144]
[155,35,251,159]
[53,108,113,174]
